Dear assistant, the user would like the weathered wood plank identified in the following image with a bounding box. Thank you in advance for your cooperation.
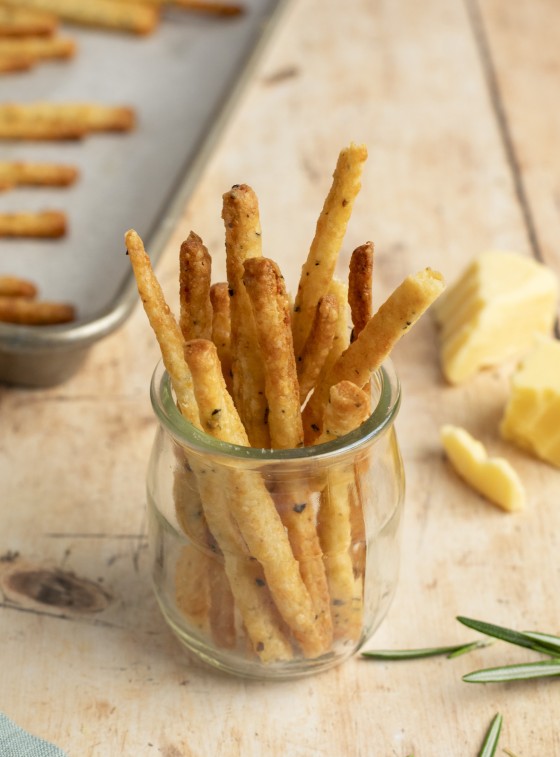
[471,0,560,277]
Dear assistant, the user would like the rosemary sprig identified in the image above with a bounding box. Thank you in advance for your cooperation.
[478,713,502,757]
[362,616,560,683]
[464,660,560,683]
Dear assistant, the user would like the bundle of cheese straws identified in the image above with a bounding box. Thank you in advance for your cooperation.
[127,143,445,663]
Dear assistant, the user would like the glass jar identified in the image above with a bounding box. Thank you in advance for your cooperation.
[147,359,405,679]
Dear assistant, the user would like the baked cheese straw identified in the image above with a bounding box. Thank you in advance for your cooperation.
[184,339,295,661]
[208,562,236,650]
[0,296,74,324]
[0,36,76,60]
[209,282,233,394]
[179,231,213,341]
[0,103,134,140]
[172,462,213,633]
[315,381,371,640]
[0,118,85,140]
[303,268,446,441]
[175,542,211,635]
[0,0,159,34]
[0,275,37,298]
[242,257,333,650]
[315,380,371,445]
[0,160,78,189]
[192,458,293,662]
[175,461,235,650]
[222,184,269,447]
[116,0,244,14]
[0,103,134,133]
[348,241,373,340]
[0,54,33,73]
[170,0,244,14]
[242,257,303,450]
[302,279,349,442]
[297,293,338,404]
[0,6,57,37]
[0,210,66,237]
[125,229,199,426]
[291,143,368,359]
[184,339,329,658]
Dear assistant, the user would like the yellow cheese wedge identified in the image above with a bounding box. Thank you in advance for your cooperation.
[441,424,525,512]
[500,337,560,468]
[433,251,558,384]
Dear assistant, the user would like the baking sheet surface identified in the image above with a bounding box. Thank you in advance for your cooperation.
[0,1,281,321]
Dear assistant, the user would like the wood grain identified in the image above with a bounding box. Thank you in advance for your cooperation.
[0,0,559,754]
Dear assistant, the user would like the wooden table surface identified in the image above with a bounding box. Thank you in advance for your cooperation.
[1,0,559,754]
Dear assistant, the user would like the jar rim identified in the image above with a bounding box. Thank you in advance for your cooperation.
[150,359,401,462]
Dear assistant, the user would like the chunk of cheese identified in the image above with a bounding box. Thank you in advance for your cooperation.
[433,251,558,384]
[441,424,525,512]
[500,337,560,468]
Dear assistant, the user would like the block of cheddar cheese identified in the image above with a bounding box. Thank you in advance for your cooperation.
[433,251,558,384]
[500,337,560,468]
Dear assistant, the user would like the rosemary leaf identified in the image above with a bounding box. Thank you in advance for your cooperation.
[478,713,502,757]
[522,631,560,657]
[463,660,560,683]
[457,617,552,654]
[362,642,477,661]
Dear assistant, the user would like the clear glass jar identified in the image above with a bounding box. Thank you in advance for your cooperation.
[147,359,405,679]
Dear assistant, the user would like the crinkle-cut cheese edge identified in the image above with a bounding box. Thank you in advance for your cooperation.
[440,424,525,512]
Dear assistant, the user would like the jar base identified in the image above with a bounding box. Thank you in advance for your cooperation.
[159,602,362,681]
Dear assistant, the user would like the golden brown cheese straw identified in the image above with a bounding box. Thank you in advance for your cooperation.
[303,268,446,441]
[348,241,374,340]
[302,279,349,443]
[0,103,134,140]
[0,35,76,60]
[297,293,338,404]
[173,462,212,634]
[116,0,244,14]
[0,0,158,34]
[188,452,292,662]
[242,257,333,650]
[292,143,368,359]
[209,282,233,394]
[1,102,134,131]
[242,257,303,450]
[0,275,37,298]
[125,229,199,426]
[315,381,371,640]
[184,338,329,658]
[0,161,78,189]
[0,118,84,140]
[0,210,66,238]
[0,6,57,37]
[175,542,211,635]
[315,380,371,444]
[0,54,34,72]
[222,183,269,448]
[179,231,213,342]
[184,339,248,444]
[183,339,295,661]
[170,0,244,15]
[208,563,236,650]
[0,296,74,324]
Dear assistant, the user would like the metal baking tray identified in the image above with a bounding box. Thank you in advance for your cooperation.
[0,0,288,386]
